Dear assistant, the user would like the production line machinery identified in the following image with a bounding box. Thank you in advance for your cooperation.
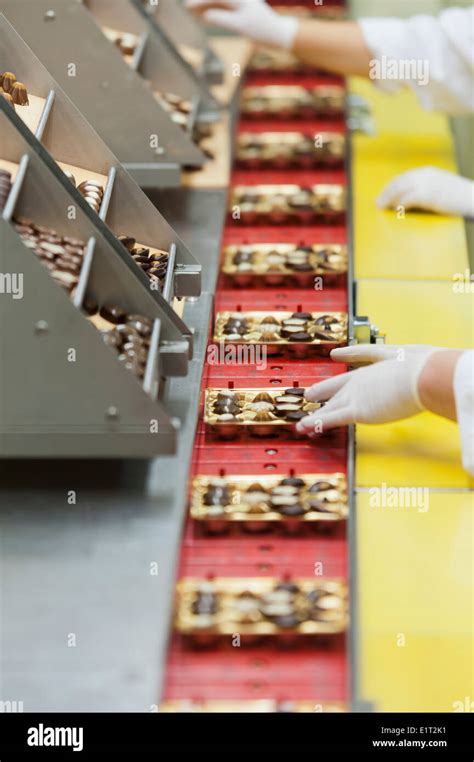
[161,0,377,711]
[0,0,470,715]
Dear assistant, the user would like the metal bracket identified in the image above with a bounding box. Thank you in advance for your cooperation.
[352,316,386,345]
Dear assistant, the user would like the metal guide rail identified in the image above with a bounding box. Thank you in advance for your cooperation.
[0,0,207,184]
[162,1,356,711]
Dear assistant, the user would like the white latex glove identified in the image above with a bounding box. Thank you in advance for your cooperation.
[296,352,437,434]
[330,344,442,366]
[453,350,474,477]
[186,0,299,50]
[377,167,474,218]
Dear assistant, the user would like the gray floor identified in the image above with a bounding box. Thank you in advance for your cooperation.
[0,189,225,712]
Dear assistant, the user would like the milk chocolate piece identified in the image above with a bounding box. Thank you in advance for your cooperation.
[0,72,16,93]
[117,235,136,251]
[11,82,29,106]
[0,91,15,109]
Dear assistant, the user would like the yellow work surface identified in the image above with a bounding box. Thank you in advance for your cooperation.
[358,280,473,349]
[350,78,468,281]
[355,280,473,488]
[356,490,474,712]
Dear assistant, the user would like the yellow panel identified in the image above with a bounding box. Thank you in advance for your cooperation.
[350,78,468,281]
[356,491,474,712]
[356,416,473,489]
[358,280,473,348]
[355,280,473,487]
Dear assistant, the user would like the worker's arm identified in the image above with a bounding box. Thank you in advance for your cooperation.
[187,1,474,114]
[292,20,371,78]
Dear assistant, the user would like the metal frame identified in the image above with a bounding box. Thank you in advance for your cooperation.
[136,0,225,86]
[0,14,202,302]
[85,0,220,121]
[0,111,194,458]
[0,1,206,184]
[0,188,227,711]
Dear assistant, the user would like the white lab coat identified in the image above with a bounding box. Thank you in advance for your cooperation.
[360,6,474,114]
[454,350,474,477]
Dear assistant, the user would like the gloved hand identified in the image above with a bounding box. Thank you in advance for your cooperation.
[296,351,438,434]
[186,0,299,50]
[377,167,474,218]
[330,343,442,365]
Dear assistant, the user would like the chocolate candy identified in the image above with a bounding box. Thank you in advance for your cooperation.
[213,402,240,416]
[203,484,231,506]
[13,217,86,292]
[285,388,305,396]
[77,181,104,213]
[116,235,169,292]
[308,480,334,493]
[0,90,15,110]
[127,315,153,337]
[191,589,218,616]
[0,72,16,93]
[287,331,312,342]
[291,312,312,321]
[279,325,303,339]
[280,477,305,489]
[101,330,122,349]
[97,310,152,381]
[224,320,247,336]
[100,304,127,324]
[285,410,306,422]
[278,503,306,516]
[134,247,150,257]
[155,90,191,132]
[10,82,29,106]
[233,250,254,266]
[118,235,136,251]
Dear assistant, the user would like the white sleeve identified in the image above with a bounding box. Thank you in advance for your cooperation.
[359,7,474,114]
[453,350,474,477]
